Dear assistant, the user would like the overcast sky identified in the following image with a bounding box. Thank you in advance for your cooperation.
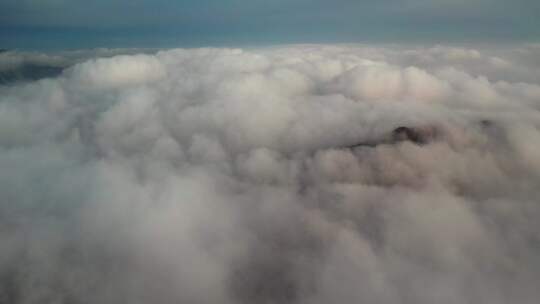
[1,0,539,49]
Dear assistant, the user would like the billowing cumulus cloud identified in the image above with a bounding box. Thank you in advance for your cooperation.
[0,48,156,85]
[1,44,540,304]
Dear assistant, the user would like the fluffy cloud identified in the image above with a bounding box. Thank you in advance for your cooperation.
[66,55,166,89]
[0,48,155,85]
[1,44,540,304]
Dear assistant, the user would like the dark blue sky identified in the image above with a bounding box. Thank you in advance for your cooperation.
[1,0,539,50]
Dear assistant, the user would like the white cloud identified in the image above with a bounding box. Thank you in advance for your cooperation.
[1,44,540,304]
[67,54,166,89]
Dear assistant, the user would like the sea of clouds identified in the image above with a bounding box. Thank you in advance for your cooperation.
[1,44,540,304]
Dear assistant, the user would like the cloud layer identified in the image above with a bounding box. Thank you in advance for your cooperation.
[1,44,540,304]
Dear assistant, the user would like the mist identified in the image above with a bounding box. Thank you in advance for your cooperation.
[1,44,540,304]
